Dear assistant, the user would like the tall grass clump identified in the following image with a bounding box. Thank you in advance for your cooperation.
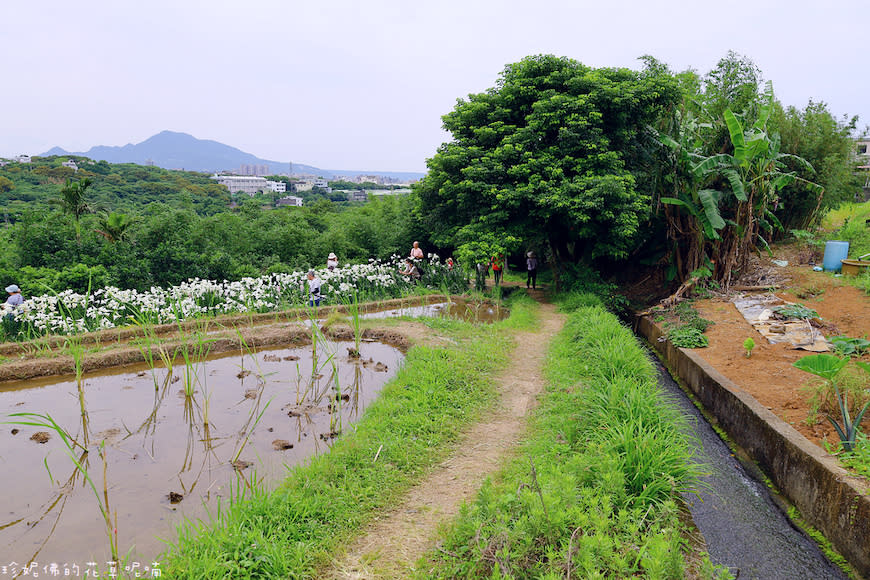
[422,297,705,578]
[159,303,521,578]
[496,289,537,330]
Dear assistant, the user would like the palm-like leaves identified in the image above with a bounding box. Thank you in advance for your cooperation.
[59,177,93,221]
[95,211,134,243]
[58,178,93,242]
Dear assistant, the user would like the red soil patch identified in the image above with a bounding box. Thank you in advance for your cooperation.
[686,263,870,448]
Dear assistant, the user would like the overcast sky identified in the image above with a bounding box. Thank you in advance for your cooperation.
[2,0,867,173]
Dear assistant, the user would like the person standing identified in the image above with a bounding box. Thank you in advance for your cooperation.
[410,241,424,260]
[306,270,322,306]
[326,252,338,271]
[491,253,504,286]
[526,252,538,290]
[4,284,23,320]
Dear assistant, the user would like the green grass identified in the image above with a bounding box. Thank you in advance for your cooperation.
[823,201,870,259]
[419,297,710,578]
[159,300,536,578]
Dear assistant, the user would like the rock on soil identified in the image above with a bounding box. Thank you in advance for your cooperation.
[30,432,51,444]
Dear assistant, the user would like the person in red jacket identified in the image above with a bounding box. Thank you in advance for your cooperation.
[490,253,504,286]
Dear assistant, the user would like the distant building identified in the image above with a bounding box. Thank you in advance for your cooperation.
[857,138,870,168]
[371,188,412,197]
[211,174,269,196]
[266,180,286,193]
[237,164,270,176]
[15,155,31,163]
[347,189,368,202]
[355,175,383,184]
[294,182,313,192]
[62,159,78,171]
[276,195,304,207]
[0,160,7,167]
[857,138,870,200]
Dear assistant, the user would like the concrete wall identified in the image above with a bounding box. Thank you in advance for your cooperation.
[635,315,870,577]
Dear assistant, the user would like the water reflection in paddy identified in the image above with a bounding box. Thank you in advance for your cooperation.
[0,339,402,566]
[363,298,508,324]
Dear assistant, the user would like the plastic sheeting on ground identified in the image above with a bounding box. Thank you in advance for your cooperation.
[732,294,830,352]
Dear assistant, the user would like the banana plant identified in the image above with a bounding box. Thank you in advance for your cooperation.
[690,81,823,287]
[793,354,867,452]
[651,108,716,280]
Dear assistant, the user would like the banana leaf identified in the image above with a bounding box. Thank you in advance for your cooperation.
[724,109,746,163]
[722,168,747,201]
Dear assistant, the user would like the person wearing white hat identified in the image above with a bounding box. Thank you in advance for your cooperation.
[4,284,23,318]
[326,253,338,271]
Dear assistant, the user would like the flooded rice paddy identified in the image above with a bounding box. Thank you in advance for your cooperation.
[362,298,508,323]
[0,339,402,566]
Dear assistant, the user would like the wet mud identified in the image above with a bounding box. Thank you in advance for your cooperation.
[0,339,402,565]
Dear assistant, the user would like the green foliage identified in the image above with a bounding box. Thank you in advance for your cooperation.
[454,230,518,291]
[423,304,703,578]
[559,264,629,314]
[161,302,525,577]
[774,303,819,320]
[743,337,756,357]
[0,176,14,193]
[771,101,863,231]
[794,354,869,452]
[790,228,824,250]
[648,53,845,288]
[555,291,605,312]
[416,54,681,263]
[673,300,714,332]
[793,353,850,381]
[668,325,709,348]
[840,432,870,479]
[0,162,426,291]
[829,336,870,357]
[833,201,870,259]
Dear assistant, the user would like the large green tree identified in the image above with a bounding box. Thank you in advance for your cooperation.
[771,100,863,231]
[415,55,681,268]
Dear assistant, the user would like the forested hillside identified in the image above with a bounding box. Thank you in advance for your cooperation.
[0,156,421,293]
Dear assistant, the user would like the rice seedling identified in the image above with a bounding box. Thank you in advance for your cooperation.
[6,412,119,562]
[161,298,515,577]
[175,321,217,399]
[231,399,272,465]
[342,289,362,357]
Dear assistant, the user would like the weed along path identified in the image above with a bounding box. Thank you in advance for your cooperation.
[325,302,565,579]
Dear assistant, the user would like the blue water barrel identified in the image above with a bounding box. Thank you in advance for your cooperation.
[822,240,850,272]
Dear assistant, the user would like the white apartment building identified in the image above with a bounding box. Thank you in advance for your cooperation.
[15,155,31,163]
[266,180,286,193]
[277,195,304,207]
[212,175,269,196]
[62,159,78,171]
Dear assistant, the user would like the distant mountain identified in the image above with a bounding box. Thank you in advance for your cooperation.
[40,131,425,181]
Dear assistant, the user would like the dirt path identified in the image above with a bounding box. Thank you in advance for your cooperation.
[325,300,564,579]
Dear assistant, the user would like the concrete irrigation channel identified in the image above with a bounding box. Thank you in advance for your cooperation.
[652,356,848,579]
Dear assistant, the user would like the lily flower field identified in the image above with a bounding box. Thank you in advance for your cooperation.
[0,256,465,340]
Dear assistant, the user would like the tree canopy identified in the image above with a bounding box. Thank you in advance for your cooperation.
[415,54,681,264]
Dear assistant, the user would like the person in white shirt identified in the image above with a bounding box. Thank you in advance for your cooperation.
[306,270,322,306]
